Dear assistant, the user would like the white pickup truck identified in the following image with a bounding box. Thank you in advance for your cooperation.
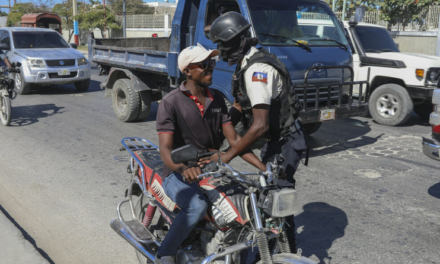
[344,21,440,125]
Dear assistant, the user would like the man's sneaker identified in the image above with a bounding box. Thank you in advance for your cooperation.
[154,254,175,264]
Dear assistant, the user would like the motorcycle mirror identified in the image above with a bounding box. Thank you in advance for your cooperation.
[171,145,199,164]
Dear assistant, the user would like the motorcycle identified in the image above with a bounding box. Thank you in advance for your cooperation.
[0,63,21,126]
[111,137,316,264]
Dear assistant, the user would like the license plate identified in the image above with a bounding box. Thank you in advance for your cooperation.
[320,109,336,121]
[57,68,70,76]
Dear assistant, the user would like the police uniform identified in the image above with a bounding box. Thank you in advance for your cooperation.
[237,47,308,254]
[237,47,308,185]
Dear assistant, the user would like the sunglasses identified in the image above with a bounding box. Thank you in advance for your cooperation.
[187,59,216,70]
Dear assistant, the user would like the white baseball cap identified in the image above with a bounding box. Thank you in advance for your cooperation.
[178,43,219,73]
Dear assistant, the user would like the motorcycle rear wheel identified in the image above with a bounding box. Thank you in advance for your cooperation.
[0,94,11,126]
[134,194,166,264]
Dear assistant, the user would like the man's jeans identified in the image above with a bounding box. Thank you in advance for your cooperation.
[157,172,209,257]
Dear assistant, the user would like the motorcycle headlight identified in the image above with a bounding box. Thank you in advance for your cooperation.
[77,57,88,66]
[27,59,45,68]
[259,189,299,217]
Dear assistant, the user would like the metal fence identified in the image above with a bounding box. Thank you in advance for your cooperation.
[115,14,172,28]
[333,4,440,31]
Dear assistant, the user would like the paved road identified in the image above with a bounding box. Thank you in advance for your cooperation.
[0,67,439,264]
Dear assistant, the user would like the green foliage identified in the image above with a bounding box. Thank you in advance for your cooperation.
[7,3,36,26]
[379,0,438,25]
[107,0,154,15]
[323,0,380,12]
[75,5,121,36]
[0,11,8,16]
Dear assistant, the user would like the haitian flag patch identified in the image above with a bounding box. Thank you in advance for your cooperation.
[252,72,268,83]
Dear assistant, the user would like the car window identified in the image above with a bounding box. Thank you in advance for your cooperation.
[355,26,399,52]
[204,0,241,39]
[0,31,10,50]
[13,31,70,49]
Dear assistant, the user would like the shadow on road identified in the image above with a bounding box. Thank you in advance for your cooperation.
[428,182,440,199]
[295,202,348,264]
[26,79,102,95]
[0,204,55,264]
[10,104,65,126]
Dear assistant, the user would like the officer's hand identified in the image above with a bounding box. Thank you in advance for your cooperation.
[182,166,203,183]
[232,99,242,113]
[198,152,228,166]
[279,172,286,180]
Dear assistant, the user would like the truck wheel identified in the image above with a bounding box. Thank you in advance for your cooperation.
[303,122,322,135]
[220,97,245,152]
[14,71,32,95]
[135,91,152,121]
[74,79,90,91]
[112,78,140,122]
[413,101,433,119]
[369,84,413,126]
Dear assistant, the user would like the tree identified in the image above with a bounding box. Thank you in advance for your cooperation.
[107,0,154,15]
[379,0,438,29]
[323,0,381,13]
[75,5,121,37]
[0,10,8,16]
[52,1,74,42]
[7,3,36,26]
[32,0,55,11]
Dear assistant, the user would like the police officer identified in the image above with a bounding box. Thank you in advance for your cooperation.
[209,12,309,253]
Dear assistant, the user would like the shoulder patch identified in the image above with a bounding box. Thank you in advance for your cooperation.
[252,72,268,83]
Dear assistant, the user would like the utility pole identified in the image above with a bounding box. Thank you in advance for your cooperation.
[73,0,79,45]
[342,0,347,21]
[103,0,107,38]
[332,0,336,12]
[123,0,126,38]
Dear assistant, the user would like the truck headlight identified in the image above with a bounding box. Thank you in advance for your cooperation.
[27,59,45,68]
[77,58,88,66]
[429,70,440,82]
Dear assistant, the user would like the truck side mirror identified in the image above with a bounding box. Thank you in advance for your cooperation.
[70,43,78,49]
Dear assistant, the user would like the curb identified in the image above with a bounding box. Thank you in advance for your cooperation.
[0,208,50,264]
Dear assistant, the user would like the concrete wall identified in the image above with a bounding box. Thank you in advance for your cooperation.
[62,28,171,44]
[389,31,438,55]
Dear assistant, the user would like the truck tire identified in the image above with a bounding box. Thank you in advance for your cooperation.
[135,90,152,121]
[220,97,245,152]
[413,101,433,119]
[369,84,413,126]
[74,79,90,91]
[14,71,32,95]
[112,78,140,122]
[303,122,322,135]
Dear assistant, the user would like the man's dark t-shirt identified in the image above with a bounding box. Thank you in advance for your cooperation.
[156,81,231,178]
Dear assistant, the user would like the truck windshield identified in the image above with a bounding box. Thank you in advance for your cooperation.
[355,26,399,53]
[13,31,70,49]
[247,0,347,47]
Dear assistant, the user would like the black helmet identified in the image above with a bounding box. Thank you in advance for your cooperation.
[210,12,251,43]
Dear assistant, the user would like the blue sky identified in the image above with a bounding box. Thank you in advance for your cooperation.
[1,0,177,13]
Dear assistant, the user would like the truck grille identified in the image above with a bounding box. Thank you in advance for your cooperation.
[48,71,77,78]
[46,59,76,67]
[294,85,340,106]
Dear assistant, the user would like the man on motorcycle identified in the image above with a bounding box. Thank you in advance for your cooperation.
[155,44,266,264]
[209,12,309,253]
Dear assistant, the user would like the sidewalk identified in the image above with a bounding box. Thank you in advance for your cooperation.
[0,208,49,264]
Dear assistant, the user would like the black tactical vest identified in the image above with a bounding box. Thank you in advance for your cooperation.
[232,48,302,138]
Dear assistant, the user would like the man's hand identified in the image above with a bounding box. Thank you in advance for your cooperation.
[232,99,242,112]
[197,152,230,166]
[182,166,203,183]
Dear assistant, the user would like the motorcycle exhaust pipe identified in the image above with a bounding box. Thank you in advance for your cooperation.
[110,219,156,262]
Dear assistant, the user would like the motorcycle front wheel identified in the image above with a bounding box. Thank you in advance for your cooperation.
[0,94,11,126]
[134,194,166,264]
